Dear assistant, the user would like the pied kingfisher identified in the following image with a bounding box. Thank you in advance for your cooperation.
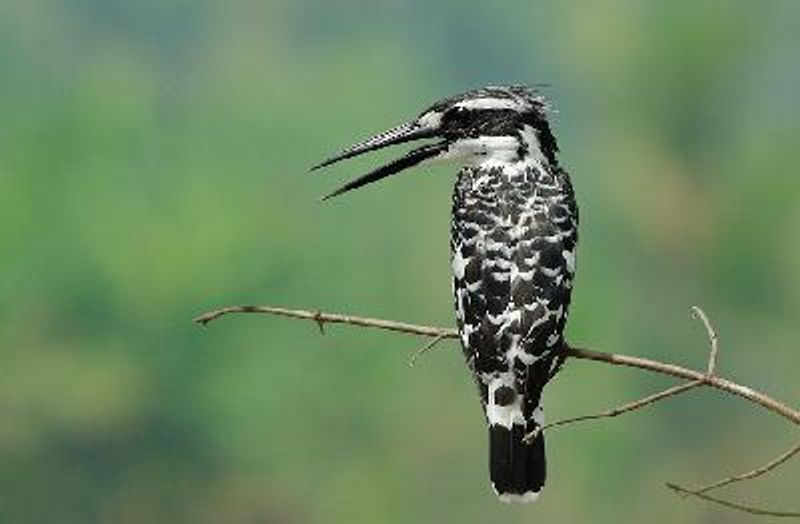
[313,86,578,503]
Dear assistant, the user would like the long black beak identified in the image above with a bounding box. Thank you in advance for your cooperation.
[312,121,444,200]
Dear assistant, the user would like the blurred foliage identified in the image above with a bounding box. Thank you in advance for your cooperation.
[1,1,799,522]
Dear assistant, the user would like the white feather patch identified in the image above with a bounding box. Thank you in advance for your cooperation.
[520,124,547,170]
[438,136,520,166]
[485,376,525,428]
[497,490,541,504]
[455,97,526,111]
[417,110,442,129]
[563,249,576,274]
[451,249,467,279]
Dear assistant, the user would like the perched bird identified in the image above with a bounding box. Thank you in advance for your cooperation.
[313,85,578,503]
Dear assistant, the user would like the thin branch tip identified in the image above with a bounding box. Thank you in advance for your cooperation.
[666,482,800,518]
[193,313,214,326]
[408,333,448,368]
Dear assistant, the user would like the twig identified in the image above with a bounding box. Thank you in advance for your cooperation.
[569,347,800,425]
[313,310,326,334]
[667,306,799,514]
[666,483,800,518]
[524,380,704,443]
[409,333,448,368]
[194,305,455,338]
[692,306,719,376]
[526,308,721,443]
[674,441,800,496]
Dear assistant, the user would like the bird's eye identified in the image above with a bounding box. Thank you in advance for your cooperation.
[448,106,469,121]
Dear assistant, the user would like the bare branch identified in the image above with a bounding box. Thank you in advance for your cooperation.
[195,304,800,425]
[666,483,800,518]
[409,333,448,368]
[692,305,720,376]
[526,307,721,443]
[569,347,800,425]
[194,305,457,338]
[195,303,800,516]
[525,380,704,443]
[680,441,800,495]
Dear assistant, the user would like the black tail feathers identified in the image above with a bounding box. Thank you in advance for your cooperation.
[489,423,545,503]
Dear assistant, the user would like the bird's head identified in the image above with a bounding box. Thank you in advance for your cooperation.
[313,85,559,200]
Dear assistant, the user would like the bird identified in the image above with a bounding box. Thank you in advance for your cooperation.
[312,85,578,503]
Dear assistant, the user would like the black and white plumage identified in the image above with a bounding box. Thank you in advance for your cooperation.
[314,85,578,503]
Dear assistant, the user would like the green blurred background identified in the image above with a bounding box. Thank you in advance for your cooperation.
[2,1,799,522]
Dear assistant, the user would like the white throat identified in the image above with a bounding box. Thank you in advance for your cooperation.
[426,125,548,171]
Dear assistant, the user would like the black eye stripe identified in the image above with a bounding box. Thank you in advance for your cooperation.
[442,108,524,137]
